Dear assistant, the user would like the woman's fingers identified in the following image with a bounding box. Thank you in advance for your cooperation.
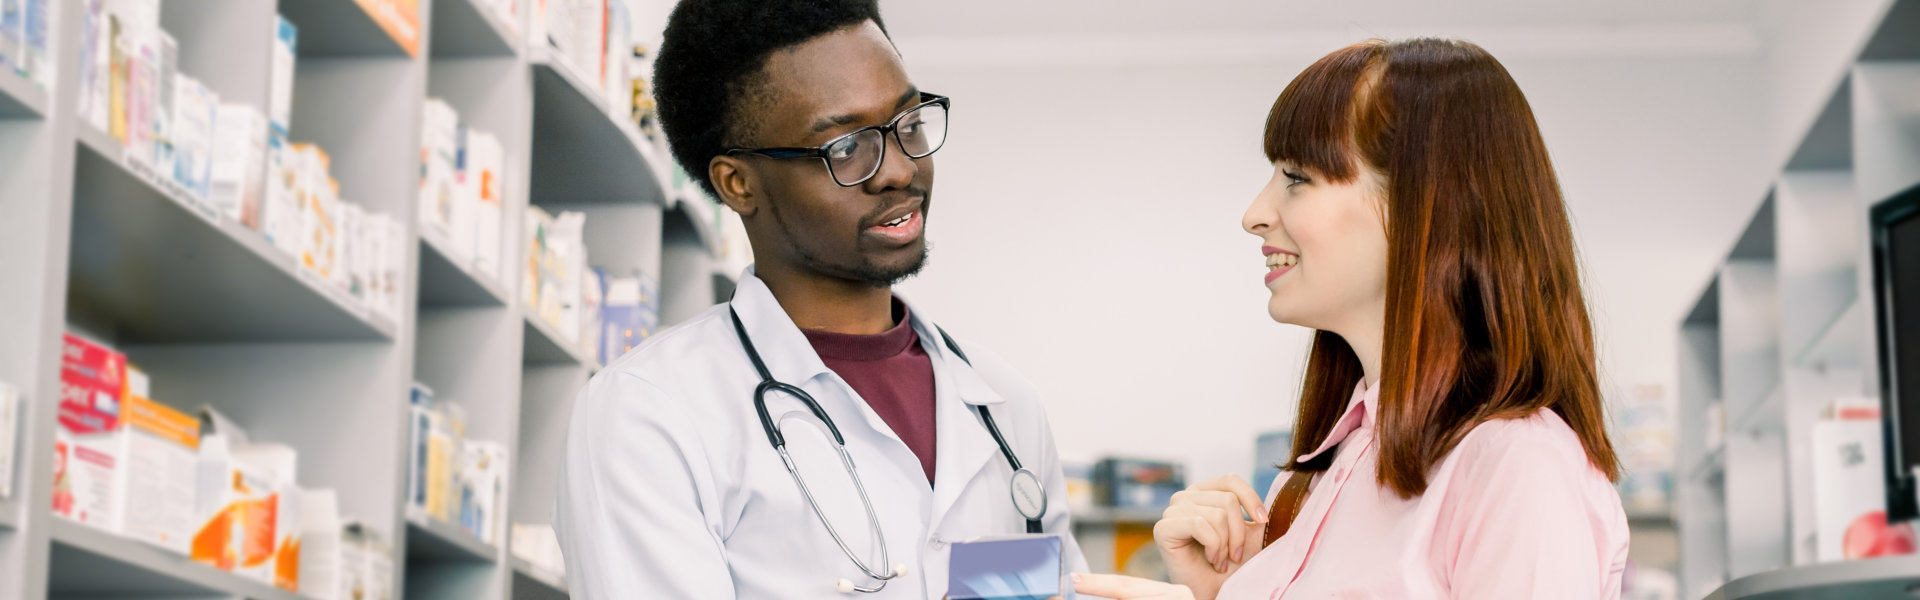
[1073,573,1195,600]
[1156,513,1226,568]
[1193,474,1269,524]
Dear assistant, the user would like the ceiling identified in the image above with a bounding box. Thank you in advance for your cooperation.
[881,0,1762,38]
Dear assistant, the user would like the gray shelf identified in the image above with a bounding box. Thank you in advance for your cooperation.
[1690,444,1727,483]
[47,518,301,599]
[69,124,398,342]
[523,312,600,369]
[0,499,17,531]
[1707,555,1920,599]
[510,556,569,599]
[665,201,721,258]
[430,0,520,58]
[278,0,416,58]
[0,66,47,119]
[407,515,498,564]
[529,47,669,206]
[1627,510,1678,529]
[1794,297,1863,369]
[419,230,510,308]
[1073,506,1164,527]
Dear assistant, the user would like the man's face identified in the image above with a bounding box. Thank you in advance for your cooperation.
[735,21,934,287]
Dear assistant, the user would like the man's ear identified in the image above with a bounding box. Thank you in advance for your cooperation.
[710,155,759,217]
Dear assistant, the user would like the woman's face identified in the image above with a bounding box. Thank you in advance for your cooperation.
[1241,160,1389,336]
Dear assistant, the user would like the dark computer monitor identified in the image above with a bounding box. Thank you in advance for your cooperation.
[1872,182,1920,521]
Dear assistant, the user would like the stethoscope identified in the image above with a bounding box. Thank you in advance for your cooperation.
[728,306,1048,594]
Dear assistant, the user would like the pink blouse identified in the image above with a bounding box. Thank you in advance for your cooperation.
[1218,381,1629,599]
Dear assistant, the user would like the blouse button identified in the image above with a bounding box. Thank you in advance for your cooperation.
[1333,467,1348,482]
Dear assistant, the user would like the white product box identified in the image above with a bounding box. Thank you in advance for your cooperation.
[21,0,49,87]
[1812,420,1897,562]
[459,440,508,544]
[299,489,344,600]
[111,393,200,553]
[417,98,461,248]
[0,0,22,77]
[171,75,217,201]
[448,123,476,278]
[340,523,371,600]
[466,130,505,279]
[552,211,586,342]
[269,16,296,135]
[152,31,177,177]
[0,379,18,499]
[262,133,303,257]
[210,103,268,230]
[124,23,157,165]
[230,444,301,590]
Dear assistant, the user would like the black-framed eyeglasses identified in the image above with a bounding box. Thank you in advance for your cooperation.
[725,92,950,187]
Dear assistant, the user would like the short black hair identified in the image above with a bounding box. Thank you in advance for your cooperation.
[653,0,888,199]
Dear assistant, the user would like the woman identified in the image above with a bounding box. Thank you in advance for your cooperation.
[1077,38,1629,599]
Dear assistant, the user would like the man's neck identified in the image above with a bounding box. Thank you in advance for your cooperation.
[758,268,897,335]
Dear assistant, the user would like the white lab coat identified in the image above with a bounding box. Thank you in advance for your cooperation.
[555,268,1092,599]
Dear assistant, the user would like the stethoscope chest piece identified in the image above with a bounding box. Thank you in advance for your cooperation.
[1008,468,1047,521]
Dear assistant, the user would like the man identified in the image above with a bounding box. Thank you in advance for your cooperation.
[553,0,1090,597]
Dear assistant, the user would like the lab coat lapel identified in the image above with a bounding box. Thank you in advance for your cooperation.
[915,307,1011,532]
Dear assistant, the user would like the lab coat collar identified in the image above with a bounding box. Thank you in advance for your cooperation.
[728,268,835,386]
[729,267,1006,407]
[897,290,1006,407]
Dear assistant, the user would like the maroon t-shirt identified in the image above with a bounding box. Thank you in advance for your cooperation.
[800,300,938,485]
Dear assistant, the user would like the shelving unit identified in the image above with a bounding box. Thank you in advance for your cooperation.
[0,1,737,599]
[0,67,48,119]
[1677,1,1920,598]
[46,520,301,600]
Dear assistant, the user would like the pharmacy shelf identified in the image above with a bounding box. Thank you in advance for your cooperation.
[528,46,670,206]
[523,312,600,369]
[1706,554,1920,599]
[46,519,300,600]
[510,556,568,599]
[407,515,498,564]
[1627,510,1678,529]
[420,230,510,307]
[429,0,520,58]
[1731,386,1785,436]
[1689,444,1727,483]
[70,124,398,342]
[667,201,722,257]
[1793,297,1863,369]
[1073,506,1164,527]
[0,67,47,119]
[279,0,415,58]
[0,502,17,531]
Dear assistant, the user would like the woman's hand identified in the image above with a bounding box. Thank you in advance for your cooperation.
[1153,474,1270,599]
[1075,573,1195,600]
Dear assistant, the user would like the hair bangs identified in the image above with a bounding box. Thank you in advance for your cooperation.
[1262,42,1383,184]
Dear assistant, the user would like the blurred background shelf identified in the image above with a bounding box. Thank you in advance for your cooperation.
[47,519,301,600]
[69,124,397,342]
[0,67,47,119]
[510,556,568,599]
[1707,555,1920,600]
[419,230,511,308]
[279,0,416,58]
[1793,297,1863,369]
[1073,506,1164,527]
[429,0,520,58]
[406,516,498,564]
[529,48,668,206]
[522,312,600,369]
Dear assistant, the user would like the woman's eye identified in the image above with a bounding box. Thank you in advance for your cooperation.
[1282,170,1310,186]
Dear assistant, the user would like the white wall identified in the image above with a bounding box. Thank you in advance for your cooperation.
[892,48,1772,483]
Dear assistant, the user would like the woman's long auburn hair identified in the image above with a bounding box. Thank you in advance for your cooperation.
[1271,38,1619,498]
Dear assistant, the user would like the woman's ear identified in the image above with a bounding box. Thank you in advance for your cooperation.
[709,156,758,217]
